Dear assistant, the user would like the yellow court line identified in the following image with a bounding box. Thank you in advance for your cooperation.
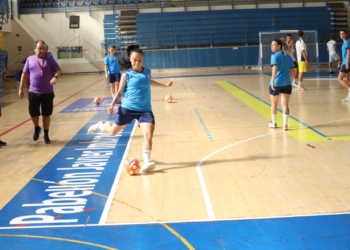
[215,80,350,142]
[0,234,117,250]
[0,175,195,250]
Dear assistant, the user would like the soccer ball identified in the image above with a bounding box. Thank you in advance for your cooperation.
[94,97,101,105]
[165,95,173,103]
[124,158,140,175]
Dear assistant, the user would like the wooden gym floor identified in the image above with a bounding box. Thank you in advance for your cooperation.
[0,68,349,249]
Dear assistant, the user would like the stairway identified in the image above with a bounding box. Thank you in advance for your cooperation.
[328,2,349,31]
[118,10,138,49]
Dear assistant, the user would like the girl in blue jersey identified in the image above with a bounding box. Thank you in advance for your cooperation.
[337,30,350,102]
[88,44,173,172]
[104,45,121,99]
[269,39,295,130]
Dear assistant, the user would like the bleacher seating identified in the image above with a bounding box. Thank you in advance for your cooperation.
[135,7,333,48]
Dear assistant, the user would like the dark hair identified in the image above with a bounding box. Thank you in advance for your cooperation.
[286,34,292,37]
[340,30,348,35]
[273,38,289,55]
[34,40,46,47]
[330,35,334,40]
[298,31,304,37]
[118,44,143,70]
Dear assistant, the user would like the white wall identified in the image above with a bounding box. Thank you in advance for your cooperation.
[3,9,115,75]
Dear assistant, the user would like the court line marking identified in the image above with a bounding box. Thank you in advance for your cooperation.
[0,172,196,249]
[194,108,213,142]
[216,80,350,142]
[195,117,350,220]
[99,122,137,224]
[3,118,349,227]
[0,234,117,249]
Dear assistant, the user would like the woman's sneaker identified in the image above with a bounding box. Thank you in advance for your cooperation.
[283,125,288,131]
[141,162,156,172]
[341,96,350,102]
[87,121,104,134]
[269,122,277,128]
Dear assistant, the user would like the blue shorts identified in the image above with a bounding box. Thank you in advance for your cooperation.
[269,85,292,96]
[114,106,155,125]
[108,73,121,83]
[340,64,350,73]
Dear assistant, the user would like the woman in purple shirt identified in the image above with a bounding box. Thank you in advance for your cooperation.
[19,40,61,144]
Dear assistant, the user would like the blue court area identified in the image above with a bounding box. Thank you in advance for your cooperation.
[0,98,350,249]
[0,214,349,249]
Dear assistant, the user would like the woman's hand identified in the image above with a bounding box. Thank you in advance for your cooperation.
[271,83,276,91]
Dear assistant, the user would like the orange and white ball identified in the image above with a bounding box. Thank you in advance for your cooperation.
[165,95,173,103]
[124,158,141,175]
[94,97,101,105]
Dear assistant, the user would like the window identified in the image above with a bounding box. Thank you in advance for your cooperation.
[57,46,84,59]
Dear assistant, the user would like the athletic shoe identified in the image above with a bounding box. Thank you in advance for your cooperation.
[0,140,7,146]
[33,126,42,141]
[341,96,350,102]
[141,161,156,172]
[43,134,51,144]
[269,122,277,128]
[87,121,104,134]
[297,86,306,91]
[292,82,298,88]
[283,125,288,131]
[329,70,334,73]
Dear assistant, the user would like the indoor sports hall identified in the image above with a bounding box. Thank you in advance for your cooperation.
[0,0,350,249]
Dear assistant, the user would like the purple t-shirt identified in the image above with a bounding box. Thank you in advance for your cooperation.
[23,55,60,94]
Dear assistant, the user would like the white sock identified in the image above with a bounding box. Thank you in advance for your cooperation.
[283,114,289,127]
[271,114,276,124]
[348,88,350,97]
[112,94,115,99]
[298,82,302,88]
[292,78,296,84]
[142,150,151,164]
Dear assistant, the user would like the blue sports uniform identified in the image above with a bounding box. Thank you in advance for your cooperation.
[121,67,152,112]
[114,67,155,126]
[104,55,121,75]
[340,39,350,73]
[342,39,350,64]
[270,51,294,87]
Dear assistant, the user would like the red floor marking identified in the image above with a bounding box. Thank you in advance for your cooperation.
[82,208,96,212]
[0,78,104,137]
[14,224,28,227]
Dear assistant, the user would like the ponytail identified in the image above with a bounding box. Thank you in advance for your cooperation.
[118,44,144,70]
[273,38,289,55]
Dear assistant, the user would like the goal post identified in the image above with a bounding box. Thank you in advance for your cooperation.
[259,30,319,70]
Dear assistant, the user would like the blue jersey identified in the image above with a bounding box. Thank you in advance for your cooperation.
[270,51,294,87]
[342,39,350,64]
[104,55,120,74]
[121,67,152,112]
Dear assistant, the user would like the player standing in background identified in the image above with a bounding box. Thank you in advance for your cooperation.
[104,45,121,100]
[285,34,299,87]
[337,30,350,102]
[295,31,307,91]
[327,35,341,73]
[269,39,294,130]
[89,44,173,172]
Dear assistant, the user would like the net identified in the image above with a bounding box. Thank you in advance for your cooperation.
[259,30,318,70]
